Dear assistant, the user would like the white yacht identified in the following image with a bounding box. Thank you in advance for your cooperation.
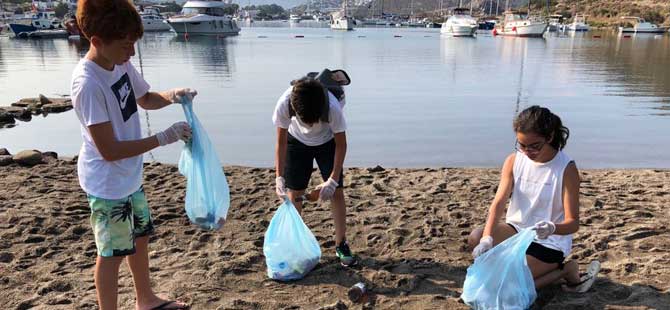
[140,7,171,32]
[493,11,547,37]
[618,16,668,34]
[289,14,301,23]
[330,0,353,30]
[313,13,328,22]
[441,8,477,37]
[567,14,590,32]
[547,14,563,32]
[166,0,240,36]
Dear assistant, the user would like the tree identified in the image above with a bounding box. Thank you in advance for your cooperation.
[54,2,69,18]
[162,1,182,13]
[223,3,239,16]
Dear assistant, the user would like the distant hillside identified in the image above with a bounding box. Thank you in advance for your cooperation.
[287,0,670,25]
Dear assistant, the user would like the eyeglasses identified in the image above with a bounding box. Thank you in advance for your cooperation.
[515,140,546,153]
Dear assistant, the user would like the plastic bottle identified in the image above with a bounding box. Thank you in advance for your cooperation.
[348,282,366,303]
[296,188,320,202]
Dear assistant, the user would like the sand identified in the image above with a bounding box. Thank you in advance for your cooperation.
[0,157,668,309]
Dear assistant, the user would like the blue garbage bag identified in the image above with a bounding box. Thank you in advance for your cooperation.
[178,98,230,230]
[263,199,321,281]
[461,228,537,310]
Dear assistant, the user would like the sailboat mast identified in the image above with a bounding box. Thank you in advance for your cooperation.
[381,0,384,17]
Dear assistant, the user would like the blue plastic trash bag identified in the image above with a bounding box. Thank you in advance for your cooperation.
[178,98,230,230]
[461,228,537,310]
[263,199,321,281]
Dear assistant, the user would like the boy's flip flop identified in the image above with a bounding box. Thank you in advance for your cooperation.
[564,260,601,293]
[149,301,190,310]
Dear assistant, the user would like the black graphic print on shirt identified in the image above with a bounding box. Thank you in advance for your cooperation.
[111,73,138,122]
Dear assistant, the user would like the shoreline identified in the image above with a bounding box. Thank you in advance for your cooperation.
[1,155,669,309]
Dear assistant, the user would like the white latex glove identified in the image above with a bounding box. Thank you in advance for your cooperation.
[472,236,493,259]
[168,88,198,104]
[275,176,287,198]
[533,221,556,239]
[156,121,191,146]
[315,177,338,202]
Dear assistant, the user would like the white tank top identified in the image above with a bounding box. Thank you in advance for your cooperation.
[506,150,574,257]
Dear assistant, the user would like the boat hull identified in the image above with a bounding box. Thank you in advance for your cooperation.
[167,18,240,36]
[8,23,36,35]
[331,18,353,30]
[441,25,477,37]
[495,22,547,37]
[618,27,668,34]
[143,20,171,32]
[568,25,590,32]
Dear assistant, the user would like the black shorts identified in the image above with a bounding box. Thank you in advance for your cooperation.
[284,134,345,191]
[508,224,565,267]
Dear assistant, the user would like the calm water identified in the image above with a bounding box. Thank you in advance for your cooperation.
[1,27,669,168]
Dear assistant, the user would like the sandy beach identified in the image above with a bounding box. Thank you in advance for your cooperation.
[0,154,668,309]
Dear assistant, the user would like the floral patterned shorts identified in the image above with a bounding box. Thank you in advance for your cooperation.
[87,187,154,257]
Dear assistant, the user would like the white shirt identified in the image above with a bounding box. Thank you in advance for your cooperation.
[71,59,150,200]
[272,86,347,146]
[506,151,574,257]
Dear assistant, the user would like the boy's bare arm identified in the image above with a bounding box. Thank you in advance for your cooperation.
[88,122,160,161]
[137,88,198,110]
[88,121,190,162]
[330,132,347,182]
[136,92,172,110]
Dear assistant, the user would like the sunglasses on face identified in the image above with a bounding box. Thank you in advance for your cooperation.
[515,140,546,153]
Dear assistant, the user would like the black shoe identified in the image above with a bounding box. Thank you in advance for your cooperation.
[335,241,358,267]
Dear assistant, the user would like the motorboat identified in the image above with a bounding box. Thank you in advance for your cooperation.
[289,14,301,23]
[166,0,240,36]
[618,16,668,34]
[441,8,477,37]
[8,10,63,36]
[547,14,563,32]
[567,14,590,32]
[140,7,171,32]
[493,11,547,37]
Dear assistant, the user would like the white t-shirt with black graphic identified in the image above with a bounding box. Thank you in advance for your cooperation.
[272,86,347,146]
[71,59,150,200]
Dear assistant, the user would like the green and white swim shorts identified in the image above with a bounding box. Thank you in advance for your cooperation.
[87,187,154,257]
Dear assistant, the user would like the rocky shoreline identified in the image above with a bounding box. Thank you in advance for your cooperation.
[0,149,668,309]
[0,95,73,128]
[0,148,60,167]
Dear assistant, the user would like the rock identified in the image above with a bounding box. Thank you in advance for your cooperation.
[43,151,58,160]
[0,155,12,166]
[0,110,15,125]
[11,98,35,108]
[13,150,43,166]
[0,252,14,263]
[318,300,348,310]
[27,104,43,114]
[367,165,385,173]
[39,94,52,106]
[42,101,73,113]
[1,106,31,121]
[0,148,9,156]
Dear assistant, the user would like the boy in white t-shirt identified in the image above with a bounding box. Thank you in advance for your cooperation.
[272,77,357,267]
[72,1,194,309]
